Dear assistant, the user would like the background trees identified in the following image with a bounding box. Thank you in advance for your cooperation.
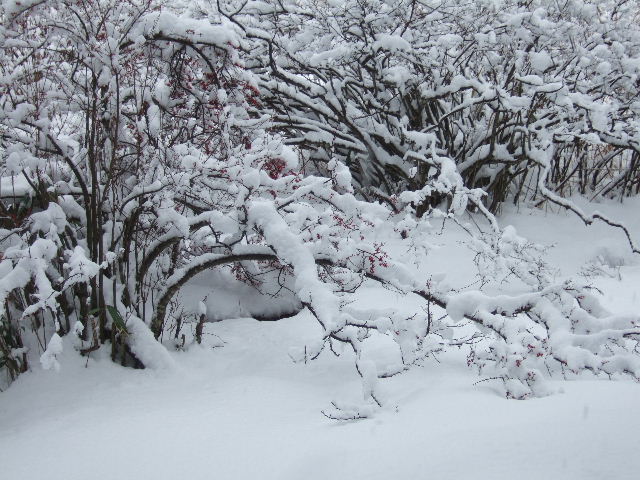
[1,0,639,418]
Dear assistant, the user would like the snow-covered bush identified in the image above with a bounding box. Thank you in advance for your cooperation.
[235,0,640,230]
[0,0,260,373]
[0,0,639,418]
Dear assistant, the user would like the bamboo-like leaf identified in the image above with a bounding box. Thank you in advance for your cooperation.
[105,306,129,336]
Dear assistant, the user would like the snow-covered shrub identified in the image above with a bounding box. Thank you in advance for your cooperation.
[0,0,260,374]
[234,0,640,240]
[0,0,638,418]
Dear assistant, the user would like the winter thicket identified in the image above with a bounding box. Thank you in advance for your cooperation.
[1,0,639,418]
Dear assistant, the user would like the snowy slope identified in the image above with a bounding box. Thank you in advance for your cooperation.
[1,202,640,480]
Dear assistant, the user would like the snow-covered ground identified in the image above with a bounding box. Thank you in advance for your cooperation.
[2,201,640,480]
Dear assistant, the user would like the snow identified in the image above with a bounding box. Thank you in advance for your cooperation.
[39,333,63,371]
[1,200,640,479]
[1,317,639,480]
[372,33,412,53]
[137,11,239,49]
[29,203,67,235]
[530,50,553,72]
[126,316,177,371]
[0,174,32,197]
[500,197,640,277]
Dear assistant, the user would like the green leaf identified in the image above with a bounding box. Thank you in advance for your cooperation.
[106,305,129,336]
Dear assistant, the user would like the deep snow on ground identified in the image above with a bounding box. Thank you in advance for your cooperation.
[1,200,640,480]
